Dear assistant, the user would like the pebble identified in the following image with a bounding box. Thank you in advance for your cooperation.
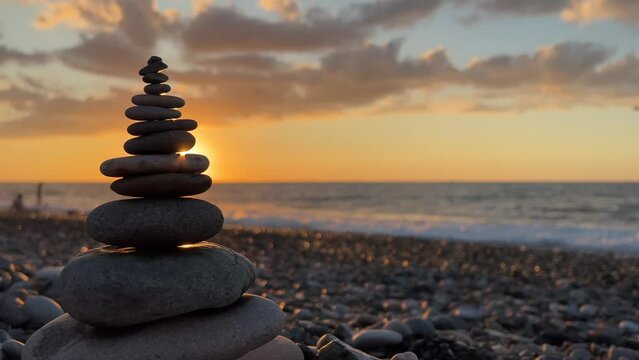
[142,72,168,84]
[383,319,412,339]
[111,173,212,197]
[138,61,167,76]
[125,106,181,121]
[23,295,285,360]
[85,198,224,248]
[131,94,185,108]
[124,130,195,155]
[3,339,24,359]
[0,296,26,327]
[127,119,197,136]
[59,243,255,327]
[238,336,304,360]
[22,296,63,328]
[352,329,403,350]
[147,55,162,64]
[619,320,639,334]
[403,318,435,337]
[317,334,381,360]
[452,305,488,321]
[391,352,419,360]
[144,83,171,95]
[100,154,209,177]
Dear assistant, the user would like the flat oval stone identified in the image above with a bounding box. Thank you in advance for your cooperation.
[23,295,285,360]
[145,83,171,95]
[124,131,195,155]
[86,198,223,248]
[139,61,167,75]
[100,154,209,177]
[127,119,197,136]
[125,106,181,121]
[131,94,185,108]
[147,55,162,64]
[352,329,402,350]
[111,173,212,197]
[143,72,168,84]
[238,336,304,360]
[59,243,255,327]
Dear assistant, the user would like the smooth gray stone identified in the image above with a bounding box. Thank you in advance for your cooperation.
[111,173,212,197]
[143,72,168,84]
[317,334,380,360]
[100,154,209,177]
[0,295,26,327]
[86,198,223,248]
[144,83,171,95]
[59,243,255,327]
[3,339,24,359]
[23,295,285,360]
[127,119,197,136]
[139,61,167,75]
[147,55,162,64]
[131,94,185,108]
[125,106,181,121]
[124,131,195,155]
[238,336,303,360]
[352,329,402,350]
[23,296,63,328]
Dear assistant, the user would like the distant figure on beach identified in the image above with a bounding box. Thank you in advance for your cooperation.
[10,193,25,212]
[37,183,43,210]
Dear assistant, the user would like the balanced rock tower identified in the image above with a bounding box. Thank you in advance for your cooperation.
[23,56,289,360]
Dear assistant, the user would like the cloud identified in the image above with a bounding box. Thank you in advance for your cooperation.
[0,45,50,65]
[473,0,568,15]
[350,0,444,28]
[32,0,123,31]
[259,0,301,21]
[562,0,639,24]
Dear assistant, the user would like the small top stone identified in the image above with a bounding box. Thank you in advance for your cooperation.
[147,56,162,64]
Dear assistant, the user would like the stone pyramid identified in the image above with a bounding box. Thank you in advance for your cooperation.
[23,56,289,360]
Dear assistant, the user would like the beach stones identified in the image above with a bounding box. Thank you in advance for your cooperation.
[125,106,181,121]
[124,130,195,154]
[59,244,255,326]
[100,154,209,177]
[24,55,288,360]
[128,119,197,136]
[86,198,223,247]
[111,173,212,197]
[23,295,285,360]
[132,94,185,108]
[144,83,170,94]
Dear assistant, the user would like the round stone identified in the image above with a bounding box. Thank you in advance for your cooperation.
[127,119,197,136]
[59,243,255,327]
[124,131,195,155]
[125,106,181,121]
[111,173,212,197]
[143,72,168,84]
[23,295,285,360]
[144,83,171,95]
[100,154,209,177]
[139,61,167,75]
[23,296,64,328]
[147,55,162,64]
[86,198,224,248]
[131,94,185,108]
[238,336,304,360]
[352,329,402,350]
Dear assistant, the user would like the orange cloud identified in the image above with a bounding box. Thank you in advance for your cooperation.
[259,0,301,21]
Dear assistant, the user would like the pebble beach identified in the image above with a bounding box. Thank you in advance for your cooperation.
[2,211,639,359]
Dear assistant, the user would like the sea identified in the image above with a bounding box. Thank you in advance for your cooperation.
[1,183,639,252]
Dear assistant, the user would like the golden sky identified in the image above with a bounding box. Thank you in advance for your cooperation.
[1,0,639,182]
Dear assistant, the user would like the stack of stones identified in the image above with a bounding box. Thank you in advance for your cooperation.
[22,56,299,360]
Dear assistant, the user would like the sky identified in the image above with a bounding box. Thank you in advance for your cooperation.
[0,0,638,182]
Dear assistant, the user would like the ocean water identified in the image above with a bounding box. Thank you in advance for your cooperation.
[1,183,639,252]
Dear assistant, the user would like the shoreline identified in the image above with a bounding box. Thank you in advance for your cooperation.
[2,212,639,358]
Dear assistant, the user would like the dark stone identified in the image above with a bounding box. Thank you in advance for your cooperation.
[23,295,284,360]
[124,131,195,155]
[125,106,181,121]
[138,61,167,76]
[59,243,255,327]
[147,55,162,64]
[131,94,185,108]
[142,72,168,84]
[111,173,212,197]
[127,119,198,136]
[85,198,224,248]
[144,83,171,95]
[100,154,209,177]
